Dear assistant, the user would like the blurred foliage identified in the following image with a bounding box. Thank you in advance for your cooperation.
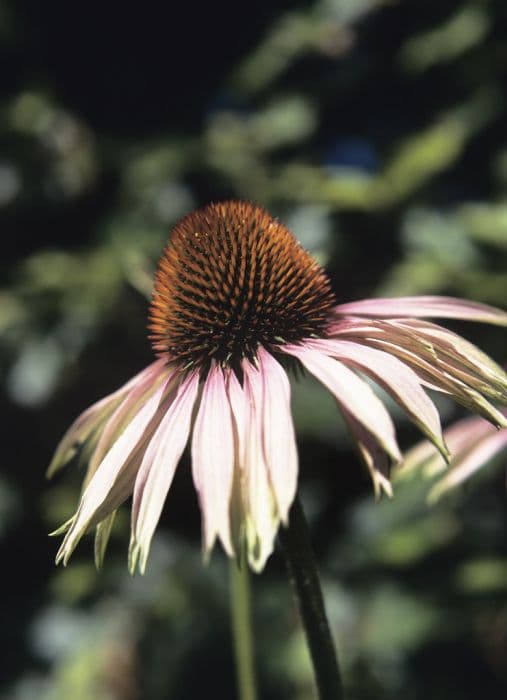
[1,0,506,698]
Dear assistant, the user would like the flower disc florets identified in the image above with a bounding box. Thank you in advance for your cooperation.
[149,201,336,371]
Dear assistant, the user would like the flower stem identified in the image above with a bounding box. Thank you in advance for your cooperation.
[230,551,257,700]
[279,496,344,700]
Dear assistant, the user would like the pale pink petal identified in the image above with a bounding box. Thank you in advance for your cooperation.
[329,322,507,428]
[191,364,234,557]
[284,344,402,463]
[449,384,507,429]
[396,438,444,479]
[118,358,168,393]
[306,338,448,458]
[329,318,438,359]
[361,337,506,424]
[399,415,497,478]
[329,317,383,337]
[443,416,497,453]
[94,511,117,569]
[334,296,507,326]
[226,370,248,556]
[429,430,507,502]
[343,412,393,498]
[86,361,174,483]
[257,347,298,523]
[242,360,279,572]
[47,359,167,477]
[389,319,507,400]
[56,374,172,565]
[227,370,246,463]
[129,371,199,574]
[48,396,122,479]
[331,316,505,399]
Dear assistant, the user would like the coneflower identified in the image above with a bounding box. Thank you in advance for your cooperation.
[399,408,507,501]
[49,200,507,573]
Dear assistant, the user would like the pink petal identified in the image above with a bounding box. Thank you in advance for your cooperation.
[129,371,199,574]
[86,361,174,484]
[119,358,168,392]
[56,374,172,565]
[330,321,507,428]
[94,511,117,569]
[227,370,247,463]
[429,430,507,502]
[450,384,507,429]
[191,364,235,557]
[257,347,298,523]
[443,416,498,453]
[47,359,167,477]
[365,338,502,420]
[334,296,507,325]
[242,360,279,572]
[343,412,393,497]
[329,317,382,337]
[389,319,507,400]
[284,344,402,463]
[396,437,444,480]
[226,369,248,556]
[48,396,122,479]
[307,338,448,458]
[400,415,498,478]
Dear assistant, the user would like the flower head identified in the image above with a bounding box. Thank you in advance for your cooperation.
[50,201,507,573]
[149,201,335,371]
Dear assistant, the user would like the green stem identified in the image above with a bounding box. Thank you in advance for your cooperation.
[230,551,257,700]
[279,496,344,700]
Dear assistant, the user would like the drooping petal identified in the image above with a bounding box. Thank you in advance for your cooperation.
[191,364,235,557]
[56,375,172,565]
[86,361,174,484]
[227,370,247,464]
[389,319,507,401]
[242,360,279,573]
[331,319,507,428]
[334,296,507,326]
[429,430,507,502]
[48,397,122,479]
[257,347,298,523]
[226,369,248,556]
[47,359,167,477]
[396,437,442,479]
[47,400,117,478]
[442,382,507,429]
[443,415,499,455]
[129,371,199,574]
[94,511,117,569]
[399,415,495,479]
[306,338,448,459]
[343,412,393,498]
[284,344,401,463]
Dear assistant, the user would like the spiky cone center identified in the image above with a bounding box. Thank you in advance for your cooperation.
[149,201,336,372]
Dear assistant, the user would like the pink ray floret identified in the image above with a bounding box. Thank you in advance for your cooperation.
[399,408,507,502]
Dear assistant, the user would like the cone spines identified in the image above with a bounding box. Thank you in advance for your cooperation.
[149,201,335,370]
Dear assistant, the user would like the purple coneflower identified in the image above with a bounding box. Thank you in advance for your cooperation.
[400,409,507,502]
[49,201,507,573]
